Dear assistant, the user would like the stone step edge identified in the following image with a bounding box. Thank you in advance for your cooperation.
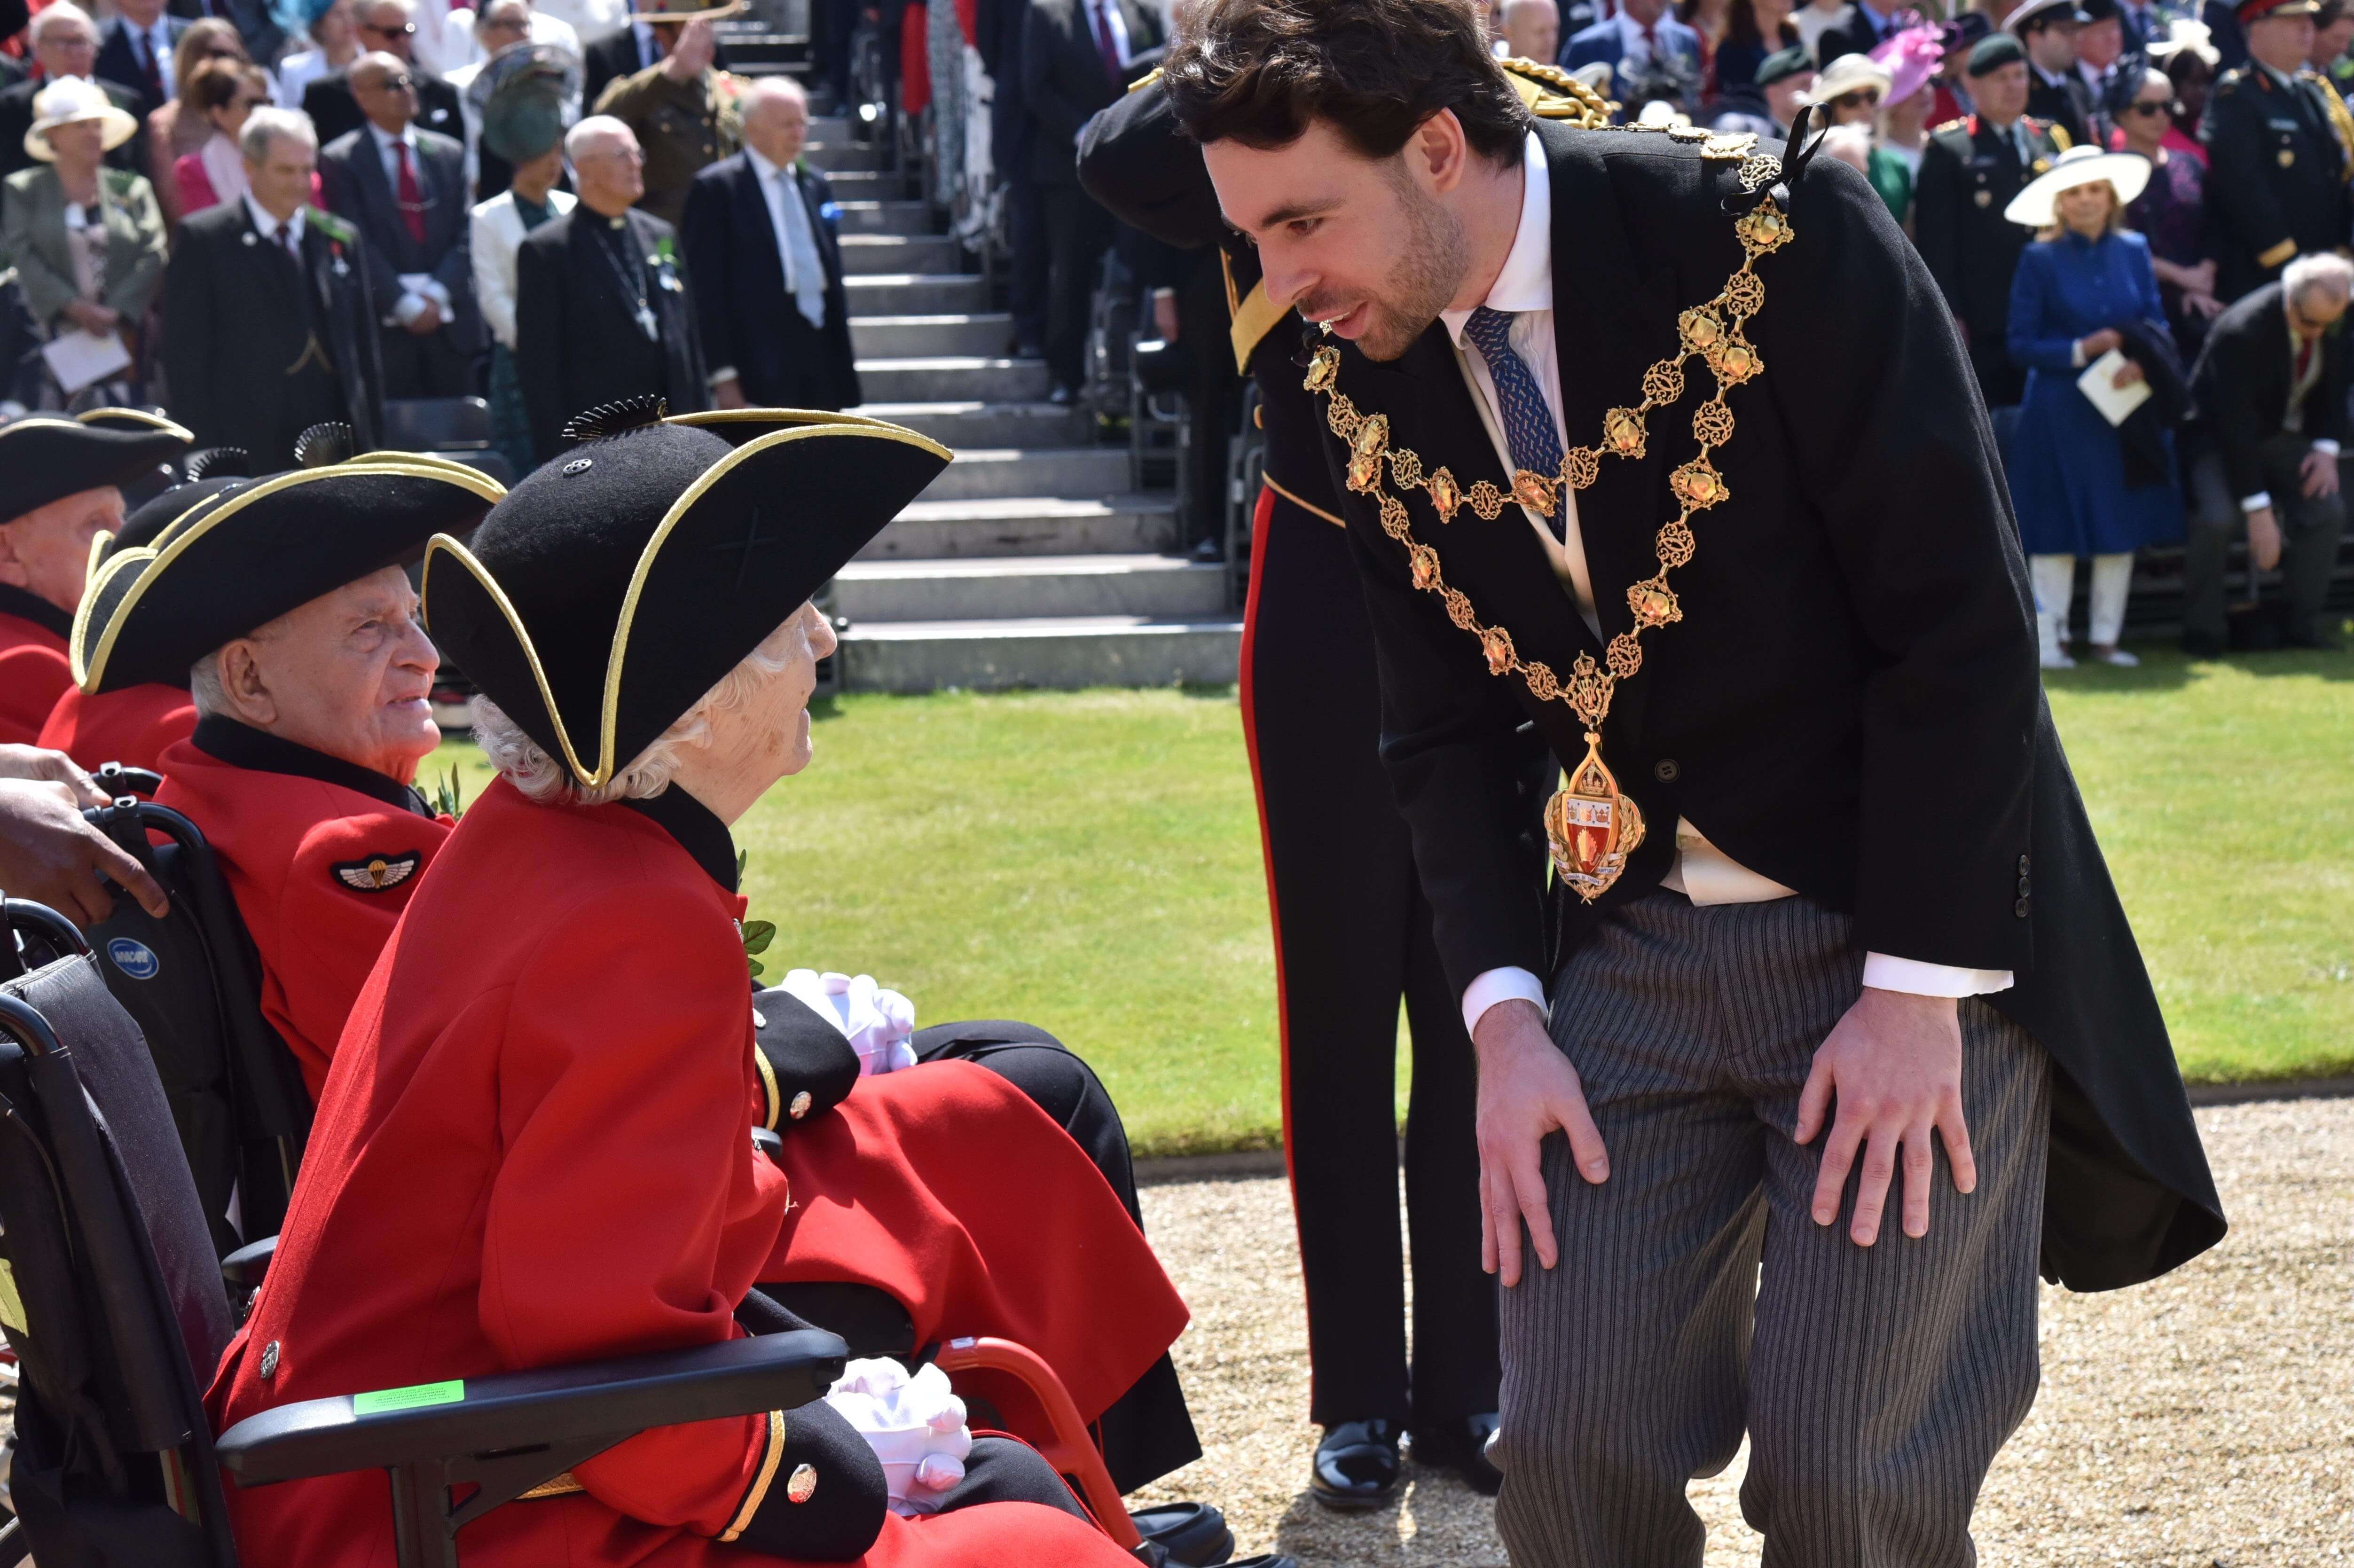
[840,616,1240,640]
[838,553,1212,580]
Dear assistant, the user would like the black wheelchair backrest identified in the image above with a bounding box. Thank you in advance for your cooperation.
[80,799,311,1251]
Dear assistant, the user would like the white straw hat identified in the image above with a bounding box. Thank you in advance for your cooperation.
[24,77,139,164]
[1805,52,1894,105]
[2004,144,2151,228]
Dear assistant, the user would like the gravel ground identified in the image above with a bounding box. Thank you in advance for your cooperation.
[1128,1099,2354,1567]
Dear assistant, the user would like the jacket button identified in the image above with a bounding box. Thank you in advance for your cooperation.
[2017,875,2031,897]
[2018,854,2030,875]
[1653,758,1680,783]
[2014,897,2031,918]
[788,1090,813,1121]
[786,1463,818,1503]
[259,1341,280,1379]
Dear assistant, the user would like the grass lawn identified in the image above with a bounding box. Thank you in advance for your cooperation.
[433,642,2354,1155]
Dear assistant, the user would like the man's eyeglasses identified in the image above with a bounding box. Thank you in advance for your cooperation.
[361,19,418,35]
[375,72,417,90]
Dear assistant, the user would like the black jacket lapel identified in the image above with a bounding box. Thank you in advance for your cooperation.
[737,156,787,287]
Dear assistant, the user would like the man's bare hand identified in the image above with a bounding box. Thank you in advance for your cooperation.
[0,778,169,926]
[2248,505,2284,572]
[1796,988,1975,1246]
[2302,447,2340,499]
[405,297,444,334]
[0,745,107,804]
[663,16,716,78]
[1473,999,1608,1287]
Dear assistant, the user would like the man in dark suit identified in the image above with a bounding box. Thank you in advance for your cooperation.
[163,108,387,467]
[1021,0,1164,402]
[318,51,482,399]
[2013,0,2095,145]
[680,76,860,412]
[303,0,463,146]
[1557,0,1704,103]
[1915,33,2070,412]
[1809,0,1902,66]
[0,2,148,180]
[2204,0,2354,300]
[980,0,1047,356]
[516,115,705,463]
[2183,259,2352,652]
[93,0,187,121]
[1167,5,2222,1563]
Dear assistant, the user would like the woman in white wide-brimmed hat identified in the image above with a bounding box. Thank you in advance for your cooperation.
[2002,143,2184,669]
[0,77,165,406]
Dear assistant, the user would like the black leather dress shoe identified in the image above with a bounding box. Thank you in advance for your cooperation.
[1310,1417,1402,1511]
[1128,1501,1234,1566]
[1410,1412,1504,1495]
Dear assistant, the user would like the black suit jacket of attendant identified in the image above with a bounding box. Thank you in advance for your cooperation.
[2185,280,2353,496]
[302,67,463,150]
[1299,118,2220,1293]
[161,200,386,457]
[1915,114,2070,343]
[2025,64,2094,149]
[2201,64,2354,301]
[514,205,706,463]
[1019,0,1162,186]
[0,73,148,181]
[317,123,485,356]
[94,14,188,119]
[679,152,861,410]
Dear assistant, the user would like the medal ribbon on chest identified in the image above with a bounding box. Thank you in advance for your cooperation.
[1301,140,1794,903]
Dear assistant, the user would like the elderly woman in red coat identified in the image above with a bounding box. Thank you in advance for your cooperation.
[203,403,1159,1568]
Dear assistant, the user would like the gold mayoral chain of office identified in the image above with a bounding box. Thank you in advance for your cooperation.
[1301,121,1795,904]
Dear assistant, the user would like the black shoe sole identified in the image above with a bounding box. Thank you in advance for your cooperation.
[1309,1484,1399,1513]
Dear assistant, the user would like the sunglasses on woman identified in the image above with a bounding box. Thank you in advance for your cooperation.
[1830,89,1881,109]
[2121,97,2174,117]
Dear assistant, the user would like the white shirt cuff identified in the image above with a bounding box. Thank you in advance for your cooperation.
[707,365,739,388]
[2314,439,2341,458]
[2242,491,2274,512]
[1461,966,1550,1040]
[1860,952,2014,998]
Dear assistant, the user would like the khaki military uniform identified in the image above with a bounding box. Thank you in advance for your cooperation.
[595,64,744,227]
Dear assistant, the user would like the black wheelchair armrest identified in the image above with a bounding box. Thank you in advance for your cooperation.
[221,1234,276,1293]
[215,1328,848,1487]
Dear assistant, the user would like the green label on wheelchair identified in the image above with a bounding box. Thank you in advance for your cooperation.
[353,1379,466,1415]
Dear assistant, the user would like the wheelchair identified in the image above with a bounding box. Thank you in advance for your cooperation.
[0,896,851,1568]
[41,779,1218,1561]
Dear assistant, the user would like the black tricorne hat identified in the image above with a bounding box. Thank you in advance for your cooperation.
[0,408,192,524]
[99,447,255,566]
[422,402,950,789]
[73,449,504,695]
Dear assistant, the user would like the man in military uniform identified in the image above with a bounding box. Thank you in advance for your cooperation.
[0,409,188,745]
[1916,32,2070,414]
[1080,55,1610,1511]
[2014,0,2096,145]
[594,4,742,225]
[2204,0,2354,301]
[1167,2,2223,1563]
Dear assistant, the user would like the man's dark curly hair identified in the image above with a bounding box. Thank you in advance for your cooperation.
[1162,0,1532,166]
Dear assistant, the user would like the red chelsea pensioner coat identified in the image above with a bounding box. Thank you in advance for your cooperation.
[0,589,75,746]
[39,682,197,773]
[206,778,1147,1567]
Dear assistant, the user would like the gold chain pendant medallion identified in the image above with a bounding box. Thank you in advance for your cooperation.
[1301,149,1793,902]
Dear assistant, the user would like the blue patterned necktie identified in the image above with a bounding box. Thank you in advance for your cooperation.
[1460,305,1567,541]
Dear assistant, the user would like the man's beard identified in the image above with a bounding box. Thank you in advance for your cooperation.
[1297,170,1469,362]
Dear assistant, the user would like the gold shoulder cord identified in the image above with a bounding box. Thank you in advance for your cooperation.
[1301,128,1793,903]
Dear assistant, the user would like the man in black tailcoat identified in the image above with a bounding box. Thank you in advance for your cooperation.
[2203,0,2354,301]
[680,75,860,412]
[163,109,386,468]
[318,51,483,399]
[1080,55,1622,1513]
[1165,3,2222,1564]
[1021,0,1164,403]
[1916,33,2071,412]
[516,114,705,464]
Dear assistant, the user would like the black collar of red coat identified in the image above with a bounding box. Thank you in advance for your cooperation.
[0,583,72,641]
[192,714,432,818]
[619,784,738,893]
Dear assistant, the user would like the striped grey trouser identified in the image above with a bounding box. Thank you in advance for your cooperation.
[1491,891,2051,1568]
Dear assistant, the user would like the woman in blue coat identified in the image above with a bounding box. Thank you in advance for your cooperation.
[2005,144,2186,668]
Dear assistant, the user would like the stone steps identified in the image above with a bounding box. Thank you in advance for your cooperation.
[914,446,1131,502]
[835,552,1228,620]
[837,615,1242,693]
[854,399,1093,449]
[844,273,991,316]
[801,137,886,173]
[855,355,1050,403]
[839,234,964,275]
[850,312,1014,359]
[832,198,932,235]
[858,494,1178,560]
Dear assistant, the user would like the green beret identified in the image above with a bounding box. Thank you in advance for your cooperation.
[1967,32,2027,75]
[1757,46,1813,87]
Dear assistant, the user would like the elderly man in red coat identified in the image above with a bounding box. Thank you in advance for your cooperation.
[0,408,188,745]
[206,402,1203,1568]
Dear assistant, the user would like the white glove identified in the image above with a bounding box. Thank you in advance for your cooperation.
[823,1358,972,1515]
[778,970,917,1075]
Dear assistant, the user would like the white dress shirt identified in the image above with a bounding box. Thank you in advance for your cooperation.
[1610,7,1655,70]
[1442,133,2014,1038]
[243,192,306,253]
[469,186,577,348]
